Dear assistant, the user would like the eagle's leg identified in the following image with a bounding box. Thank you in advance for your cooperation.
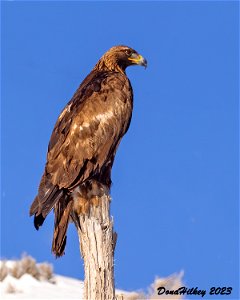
[71,180,117,300]
[72,179,109,214]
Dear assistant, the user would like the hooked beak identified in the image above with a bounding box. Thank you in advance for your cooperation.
[128,53,147,68]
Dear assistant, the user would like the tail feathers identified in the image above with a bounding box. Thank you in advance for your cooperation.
[52,196,73,257]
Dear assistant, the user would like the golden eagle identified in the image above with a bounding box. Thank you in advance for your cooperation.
[30,45,147,257]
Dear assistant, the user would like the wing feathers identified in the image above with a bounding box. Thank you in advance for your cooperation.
[30,69,133,257]
[29,172,64,230]
[46,72,132,189]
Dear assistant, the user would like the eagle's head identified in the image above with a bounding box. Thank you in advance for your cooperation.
[94,45,147,73]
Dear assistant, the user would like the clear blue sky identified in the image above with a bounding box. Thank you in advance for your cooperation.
[1,1,239,298]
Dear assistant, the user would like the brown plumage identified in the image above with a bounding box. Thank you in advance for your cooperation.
[29,45,147,257]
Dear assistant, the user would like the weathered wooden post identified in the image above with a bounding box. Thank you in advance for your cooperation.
[72,194,117,300]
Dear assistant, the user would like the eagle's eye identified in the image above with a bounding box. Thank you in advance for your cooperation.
[125,49,133,56]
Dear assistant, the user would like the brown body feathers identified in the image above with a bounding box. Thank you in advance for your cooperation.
[29,45,147,257]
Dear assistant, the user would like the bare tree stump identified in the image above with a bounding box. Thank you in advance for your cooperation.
[72,194,117,300]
